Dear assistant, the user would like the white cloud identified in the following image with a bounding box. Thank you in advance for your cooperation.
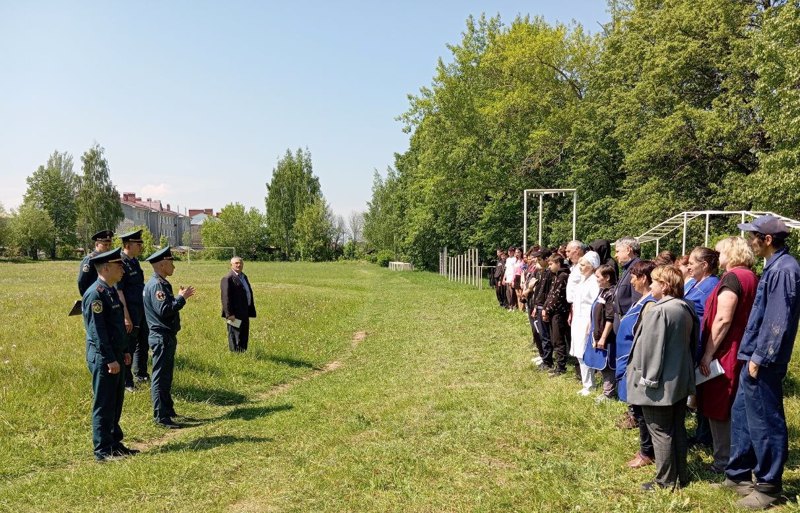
[141,183,170,197]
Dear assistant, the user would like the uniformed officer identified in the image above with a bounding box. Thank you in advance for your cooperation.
[115,229,149,391]
[82,247,138,461]
[78,230,114,296]
[143,247,195,428]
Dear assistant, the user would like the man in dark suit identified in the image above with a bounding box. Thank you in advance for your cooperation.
[220,256,257,352]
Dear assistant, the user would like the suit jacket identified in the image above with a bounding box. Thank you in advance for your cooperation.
[613,257,642,333]
[626,296,698,407]
[220,271,257,320]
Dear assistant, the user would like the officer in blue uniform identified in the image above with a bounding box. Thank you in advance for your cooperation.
[78,230,114,296]
[115,229,149,390]
[82,247,138,461]
[722,215,800,509]
[143,246,195,428]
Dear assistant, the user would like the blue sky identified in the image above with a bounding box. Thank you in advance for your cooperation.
[0,1,610,219]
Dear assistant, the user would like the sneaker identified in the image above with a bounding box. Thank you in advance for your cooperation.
[714,477,755,497]
[577,388,592,397]
[125,386,135,393]
[737,489,782,510]
[531,356,543,365]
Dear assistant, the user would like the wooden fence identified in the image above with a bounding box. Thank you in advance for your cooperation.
[438,248,491,289]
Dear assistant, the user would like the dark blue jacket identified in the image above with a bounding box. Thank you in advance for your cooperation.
[115,253,146,326]
[82,278,126,365]
[144,273,185,335]
[739,248,800,366]
[77,251,100,296]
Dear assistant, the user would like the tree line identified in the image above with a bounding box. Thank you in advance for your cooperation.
[0,144,124,259]
[2,145,365,262]
[362,0,800,270]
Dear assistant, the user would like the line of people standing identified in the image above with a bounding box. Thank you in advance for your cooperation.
[493,215,800,509]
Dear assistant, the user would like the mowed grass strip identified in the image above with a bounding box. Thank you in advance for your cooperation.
[1,261,800,512]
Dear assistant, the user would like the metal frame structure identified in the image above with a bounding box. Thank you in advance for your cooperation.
[637,210,800,254]
[523,189,577,253]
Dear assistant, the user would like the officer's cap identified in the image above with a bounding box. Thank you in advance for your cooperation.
[91,230,114,242]
[120,229,143,243]
[146,246,174,264]
[89,247,123,266]
[737,215,790,236]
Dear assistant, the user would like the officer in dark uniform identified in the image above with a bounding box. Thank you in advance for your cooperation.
[143,246,195,428]
[82,247,138,461]
[78,230,114,296]
[115,229,149,391]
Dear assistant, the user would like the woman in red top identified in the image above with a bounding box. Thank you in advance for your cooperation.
[696,236,758,473]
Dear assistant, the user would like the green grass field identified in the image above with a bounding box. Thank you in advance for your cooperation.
[1,260,800,512]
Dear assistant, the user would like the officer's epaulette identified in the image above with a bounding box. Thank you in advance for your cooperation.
[97,285,105,293]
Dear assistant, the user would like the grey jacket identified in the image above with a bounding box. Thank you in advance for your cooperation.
[626,296,699,407]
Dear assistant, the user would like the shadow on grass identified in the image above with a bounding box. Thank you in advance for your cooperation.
[174,384,248,406]
[251,350,316,369]
[157,435,273,453]
[223,403,293,421]
[175,355,223,376]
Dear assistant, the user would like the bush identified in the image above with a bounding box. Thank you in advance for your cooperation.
[376,250,393,267]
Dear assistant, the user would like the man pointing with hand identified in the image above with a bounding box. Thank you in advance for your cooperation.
[143,246,195,429]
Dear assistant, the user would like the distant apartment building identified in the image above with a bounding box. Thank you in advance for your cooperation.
[118,192,191,246]
[188,208,215,249]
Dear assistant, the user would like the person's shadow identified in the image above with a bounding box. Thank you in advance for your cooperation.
[157,435,273,453]
[223,403,293,421]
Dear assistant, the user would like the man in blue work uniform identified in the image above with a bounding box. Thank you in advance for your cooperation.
[143,246,195,429]
[82,247,138,461]
[721,215,800,509]
[115,229,149,391]
[77,230,114,295]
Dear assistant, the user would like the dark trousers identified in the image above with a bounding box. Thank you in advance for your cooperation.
[495,284,506,307]
[632,405,654,459]
[227,317,250,352]
[549,312,568,372]
[124,322,150,386]
[532,306,552,366]
[726,362,788,488]
[88,354,125,459]
[642,401,689,488]
[149,332,177,422]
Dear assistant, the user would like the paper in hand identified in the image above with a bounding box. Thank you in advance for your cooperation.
[68,300,82,317]
[695,359,725,385]
[226,317,242,328]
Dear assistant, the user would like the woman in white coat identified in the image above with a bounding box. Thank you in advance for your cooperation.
[570,250,601,395]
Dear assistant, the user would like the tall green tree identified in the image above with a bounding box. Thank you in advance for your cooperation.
[76,144,123,247]
[264,148,322,259]
[201,203,269,260]
[9,203,55,259]
[596,0,763,234]
[744,0,800,217]
[293,197,334,261]
[24,150,79,258]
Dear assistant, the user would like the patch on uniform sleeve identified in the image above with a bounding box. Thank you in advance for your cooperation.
[91,300,103,314]
[82,264,90,272]
[155,291,166,301]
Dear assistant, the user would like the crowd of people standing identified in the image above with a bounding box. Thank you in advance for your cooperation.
[490,215,800,510]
